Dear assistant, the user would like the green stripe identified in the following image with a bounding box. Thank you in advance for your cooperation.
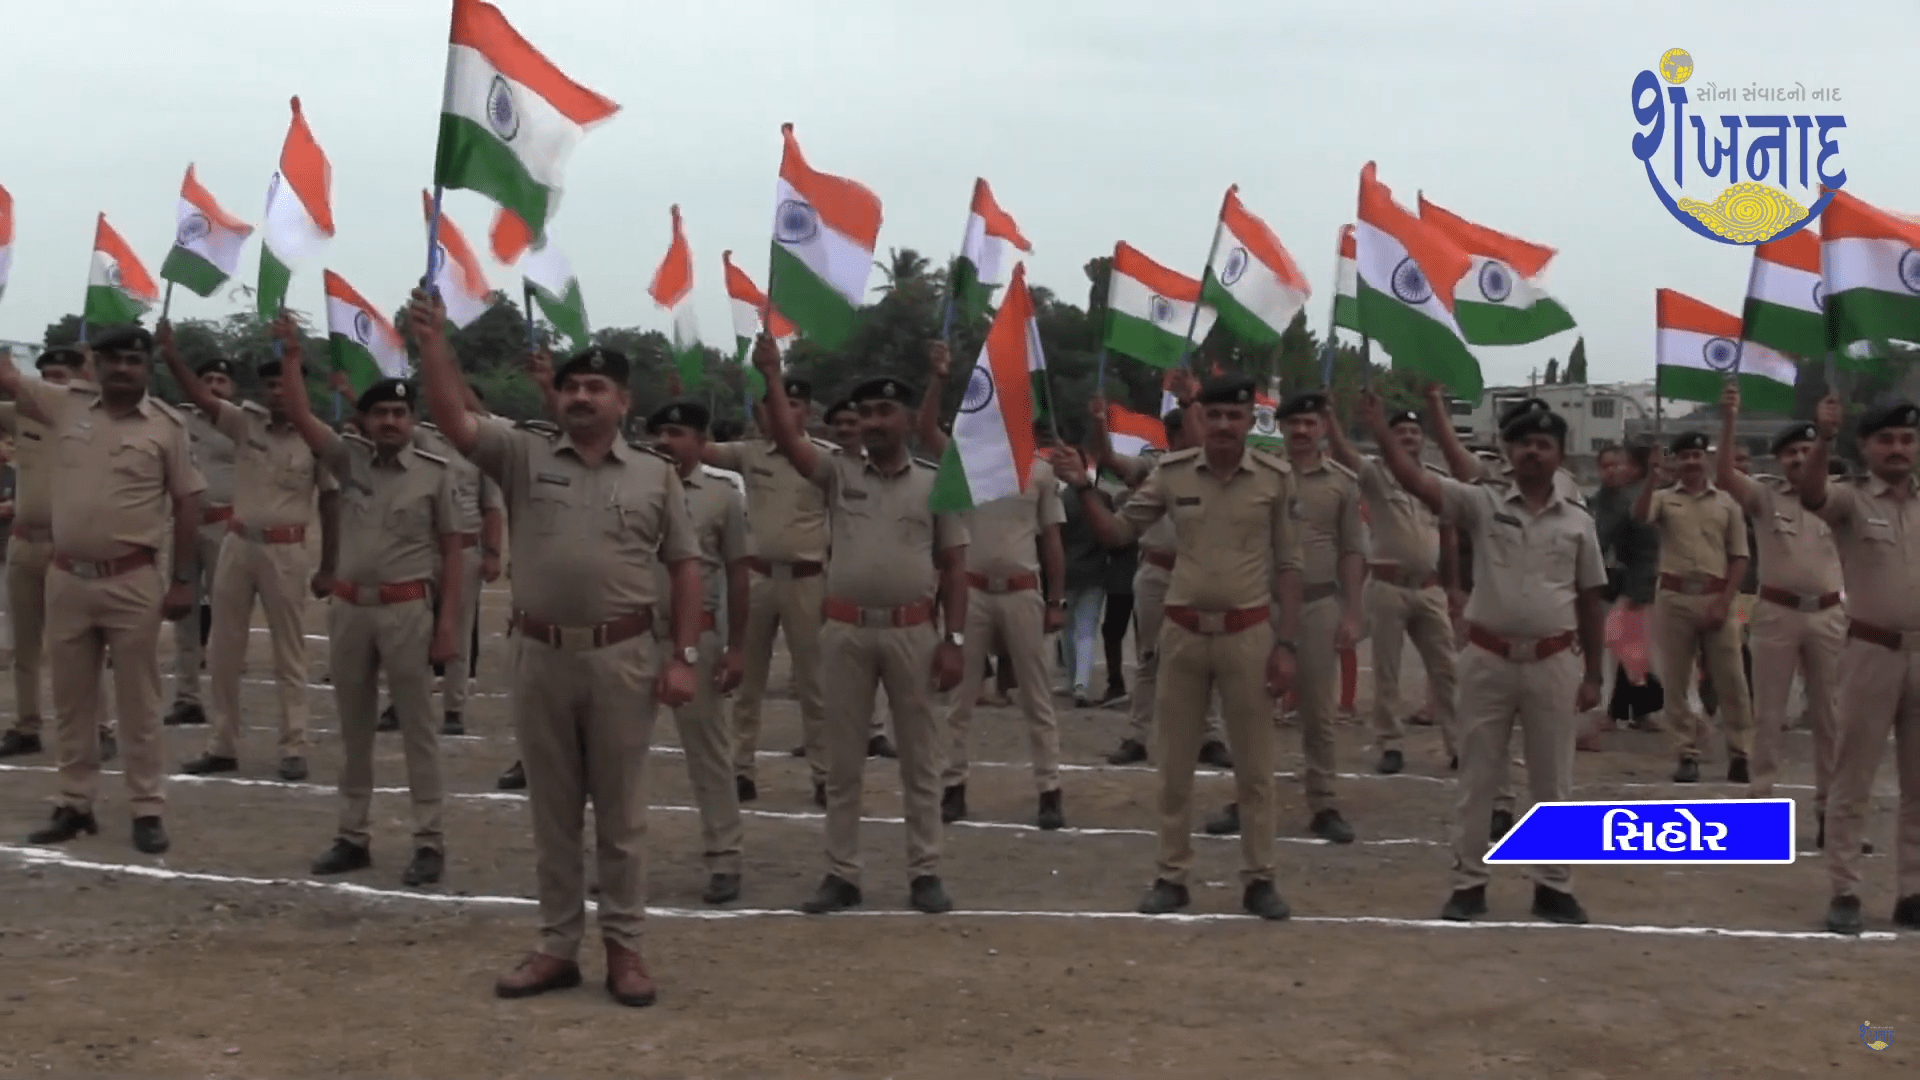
[257,247,291,318]
[1451,296,1576,346]
[329,334,384,395]
[1826,286,1920,352]
[1332,293,1361,332]
[1657,365,1796,413]
[84,284,146,326]
[927,439,975,513]
[529,278,589,349]
[674,344,704,389]
[1102,309,1189,369]
[1741,297,1825,357]
[768,243,860,349]
[952,256,995,325]
[731,334,769,398]
[160,247,227,298]
[1355,281,1483,400]
[1200,271,1282,346]
[434,114,552,244]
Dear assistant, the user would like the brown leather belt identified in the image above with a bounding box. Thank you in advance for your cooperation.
[52,548,155,581]
[1142,549,1177,572]
[967,571,1039,594]
[10,522,50,543]
[203,505,234,526]
[746,557,825,579]
[230,521,307,545]
[1468,623,1576,662]
[1659,572,1727,597]
[1369,563,1439,590]
[1847,619,1920,652]
[1758,585,1842,613]
[516,609,654,651]
[454,533,480,549]
[823,597,935,628]
[332,579,431,606]
[1302,582,1340,604]
[1164,604,1270,636]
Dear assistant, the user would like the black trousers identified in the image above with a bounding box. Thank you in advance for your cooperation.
[1608,662,1665,722]
[1101,592,1134,690]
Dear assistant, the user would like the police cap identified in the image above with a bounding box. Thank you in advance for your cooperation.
[90,325,153,354]
[356,378,415,413]
[1499,403,1568,446]
[846,376,919,408]
[646,397,711,434]
[1670,431,1710,454]
[35,346,83,372]
[552,347,630,390]
[1769,421,1818,456]
[198,357,237,379]
[1858,399,1920,440]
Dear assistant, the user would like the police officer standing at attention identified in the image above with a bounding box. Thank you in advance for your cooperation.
[753,336,968,917]
[163,354,236,730]
[1053,373,1303,919]
[1,326,204,854]
[413,408,505,736]
[414,290,703,1007]
[1797,395,1920,935]
[1361,390,1605,925]
[1633,430,1754,784]
[159,323,340,784]
[649,398,751,905]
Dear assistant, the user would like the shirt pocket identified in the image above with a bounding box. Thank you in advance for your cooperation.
[109,433,164,482]
[528,481,578,536]
[606,485,663,544]
[1535,533,1581,590]
[272,447,315,490]
[386,494,429,538]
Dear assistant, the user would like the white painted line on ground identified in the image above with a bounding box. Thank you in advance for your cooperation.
[0,844,1895,942]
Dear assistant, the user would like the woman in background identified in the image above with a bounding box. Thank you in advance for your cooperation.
[1593,442,1665,734]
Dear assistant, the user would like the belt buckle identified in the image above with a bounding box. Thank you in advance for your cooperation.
[68,560,102,581]
[1196,611,1227,635]
[1797,594,1822,613]
[1685,579,1709,596]
[857,607,892,629]
[1506,638,1540,662]
[987,575,1010,593]
[770,562,793,582]
[555,624,597,651]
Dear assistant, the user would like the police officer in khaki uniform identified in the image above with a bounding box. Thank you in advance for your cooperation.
[164,356,237,729]
[1634,430,1754,783]
[415,291,703,1008]
[1362,391,1606,925]
[1798,396,1920,935]
[754,339,968,916]
[2,326,204,854]
[413,416,505,735]
[820,393,901,762]
[1056,374,1303,919]
[651,398,751,904]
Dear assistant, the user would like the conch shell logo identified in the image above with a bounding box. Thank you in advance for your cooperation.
[1677,183,1810,244]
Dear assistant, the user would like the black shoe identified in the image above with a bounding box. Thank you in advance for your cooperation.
[1106,738,1148,766]
[1204,802,1242,836]
[1242,880,1291,921]
[377,704,399,732]
[164,701,206,727]
[1037,789,1065,831]
[1815,817,1825,850]
[497,761,526,791]
[99,732,117,764]
[812,780,827,808]
[131,816,169,855]
[28,806,97,844]
[1672,758,1700,783]
[1449,754,1459,772]
[1441,885,1488,921]
[1531,884,1588,925]
[702,873,742,905]
[402,847,444,887]
[909,875,953,914]
[1726,755,1749,784]
[1490,809,1516,842]
[868,734,896,759]
[790,745,807,757]
[278,756,308,783]
[1137,879,1191,915]
[1072,693,1091,709]
[1197,740,1234,769]
[1826,895,1863,935]
[1891,895,1920,930]
[941,784,967,824]
[1100,684,1128,706]
[442,712,465,737]
[735,775,758,803]
[180,753,238,776]
[1377,748,1404,775]
[1310,808,1356,845]
[312,839,372,876]
[800,873,862,914]
[0,730,42,758]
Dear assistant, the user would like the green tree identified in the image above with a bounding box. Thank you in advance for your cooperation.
[1564,337,1588,383]
[1543,357,1560,385]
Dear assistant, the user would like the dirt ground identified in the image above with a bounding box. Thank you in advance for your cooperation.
[1,579,1915,1079]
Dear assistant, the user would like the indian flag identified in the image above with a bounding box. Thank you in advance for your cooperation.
[648,205,703,388]
[435,0,618,244]
[930,263,1044,513]
[491,207,589,350]
[325,270,409,393]
[83,213,159,326]
[0,184,12,301]
[1820,188,1920,351]
[1353,163,1481,400]
[769,123,882,350]
[723,249,795,398]
[1655,288,1797,413]
[1106,400,1168,458]
[1417,195,1576,346]
[1741,227,1824,357]
[952,177,1032,324]
[1104,242,1215,369]
[161,166,252,298]
[257,97,334,317]
[421,192,490,328]
[1332,225,1359,332]
[1200,185,1310,345]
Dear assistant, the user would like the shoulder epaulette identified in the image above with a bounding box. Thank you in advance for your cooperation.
[419,420,440,432]
[148,397,187,426]
[342,429,375,449]
[629,440,676,465]
[412,448,450,467]
[806,435,838,452]
[1324,457,1358,481]
[1756,473,1791,491]
[912,455,940,471]
[1247,447,1292,473]
[1157,447,1201,466]
[1421,460,1451,476]
[516,418,561,437]
[239,399,270,419]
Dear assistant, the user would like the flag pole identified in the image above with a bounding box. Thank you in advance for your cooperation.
[161,281,175,322]
[522,280,537,350]
[1174,186,1232,372]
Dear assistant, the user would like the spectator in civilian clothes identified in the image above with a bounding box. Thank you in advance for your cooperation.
[1593,442,1665,731]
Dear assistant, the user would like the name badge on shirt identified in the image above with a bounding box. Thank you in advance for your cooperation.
[536,472,571,487]
[1492,512,1523,528]
[1176,496,1201,506]
[750,467,775,477]
[248,439,269,452]
[843,488,869,500]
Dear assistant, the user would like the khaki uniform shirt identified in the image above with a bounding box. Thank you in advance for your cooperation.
[1356,456,1444,577]
[15,381,205,560]
[1811,473,1920,631]
[183,405,237,509]
[317,431,459,585]
[1441,476,1607,639]
[808,451,968,609]
[1114,452,1176,552]
[963,458,1065,577]
[709,439,833,564]
[1642,483,1749,579]
[472,417,699,625]
[666,466,752,616]
[1738,475,1842,598]
[1109,446,1303,610]
[415,423,502,536]
[1291,455,1367,587]
[0,402,56,531]
[216,400,335,529]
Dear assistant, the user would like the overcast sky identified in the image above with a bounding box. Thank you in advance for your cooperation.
[3,0,1914,391]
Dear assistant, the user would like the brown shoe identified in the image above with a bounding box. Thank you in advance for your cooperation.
[493,951,582,999]
[603,938,657,1007]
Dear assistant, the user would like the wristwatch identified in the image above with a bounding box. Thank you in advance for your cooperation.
[171,569,196,586]
[1048,598,1069,611]
[677,646,699,666]
[1271,638,1298,654]
[943,631,965,648]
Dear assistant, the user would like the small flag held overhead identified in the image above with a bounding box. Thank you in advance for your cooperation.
[0,184,12,301]
[722,249,795,399]
[1741,227,1825,358]
[420,192,491,328]
[258,97,334,317]
[161,166,254,298]
[491,207,589,351]
[648,205,702,388]
[951,178,1032,324]
[1200,186,1311,345]
[1104,242,1215,369]
[1332,224,1359,333]
[769,123,882,350]
[84,213,160,325]
[1353,163,1482,400]
[1655,288,1797,414]
[325,270,409,392]
[1820,188,1920,356]
[930,263,1046,514]
[1106,401,1168,459]
[1417,195,1576,346]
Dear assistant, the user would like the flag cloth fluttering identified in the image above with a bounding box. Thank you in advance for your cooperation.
[930,264,1046,513]
[769,123,882,350]
[1106,400,1168,458]
[1200,186,1311,345]
[1332,224,1359,332]
[1417,195,1576,346]
[1352,163,1482,399]
[1103,242,1215,369]
[422,191,490,328]
[648,205,703,387]
[1655,288,1797,413]
[722,249,795,399]
[325,270,409,392]
[951,178,1032,324]
[1820,188,1920,356]
[161,166,254,298]
[258,97,334,317]
[491,207,588,350]
[84,213,159,325]
[0,185,13,301]
[1741,227,1825,358]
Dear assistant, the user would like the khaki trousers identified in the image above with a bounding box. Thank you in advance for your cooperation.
[206,535,312,759]
[942,588,1060,793]
[1126,562,1224,746]
[1367,579,1458,754]
[1824,638,1920,900]
[820,619,942,885]
[1154,620,1277,886]
[169,519,226,706]
[328,598,442,851]
[517,632,660,960]
[666,628,743,875]
[1749,600,1844,807]
[46,563,166,817]
[1450,643,1579,893]
[732,571,826,783]
[1292,595,1343,812]
[7,537,51,734]
[440,546,484,715]
[1653,591,1754,761]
